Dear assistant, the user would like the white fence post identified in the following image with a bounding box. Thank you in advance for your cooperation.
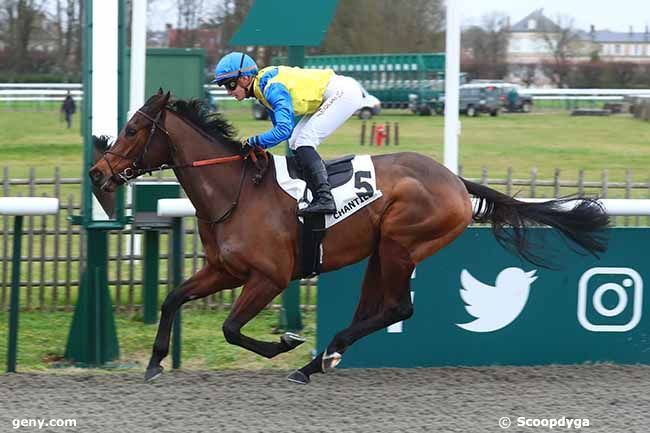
[0,197,59,373]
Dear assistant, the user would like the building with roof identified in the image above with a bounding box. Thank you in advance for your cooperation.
[505,9,650,85]
[507,8,561,63]
[585,27,650,62]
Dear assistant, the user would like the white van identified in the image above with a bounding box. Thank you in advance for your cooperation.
[357,85,382,120]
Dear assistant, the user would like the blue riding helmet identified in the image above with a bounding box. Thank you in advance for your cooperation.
[213,52,258,86]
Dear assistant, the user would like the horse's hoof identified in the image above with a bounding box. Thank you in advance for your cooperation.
[287,370,310,385]
[144,366,164,383]
[322,351,342,372]
[281,332,306,350]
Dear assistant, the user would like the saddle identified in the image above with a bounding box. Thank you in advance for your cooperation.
[285,154,355,187]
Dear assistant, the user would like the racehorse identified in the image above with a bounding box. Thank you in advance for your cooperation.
[89,90,609,385]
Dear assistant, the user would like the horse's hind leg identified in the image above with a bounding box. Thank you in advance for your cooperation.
[288,238,414,385]
[145,266,239,382]
[221,272,307,359]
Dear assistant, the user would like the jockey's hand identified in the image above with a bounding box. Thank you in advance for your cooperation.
[240,137,254,156]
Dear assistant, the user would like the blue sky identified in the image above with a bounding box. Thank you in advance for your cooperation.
[461,0,649,32]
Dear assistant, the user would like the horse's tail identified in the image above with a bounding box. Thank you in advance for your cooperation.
[460,177,609,267]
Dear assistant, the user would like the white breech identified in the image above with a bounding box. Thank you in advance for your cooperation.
[288,75,365,151]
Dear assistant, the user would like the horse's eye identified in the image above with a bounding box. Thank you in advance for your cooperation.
[126,127,137,137]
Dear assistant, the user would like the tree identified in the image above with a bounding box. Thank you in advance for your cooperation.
[172,0,204,46]
[318,0,445,54]
[212,0,254,50]
[461,12,510,79]
[540,15,582,87]
[570,60,603,88]
[0,0,46,73]
[50,0,80,75]
[207,0,264,66]
[605,62,638,88]
[519,65,537,87]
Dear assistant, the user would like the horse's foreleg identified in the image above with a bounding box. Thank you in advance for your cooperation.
[288,238,414,385]
[221,273,305,359]
[145,266,238,382]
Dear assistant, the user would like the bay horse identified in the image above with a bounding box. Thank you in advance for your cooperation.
[89,90,609,385]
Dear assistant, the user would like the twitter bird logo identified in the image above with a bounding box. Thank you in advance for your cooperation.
[456,267,538,332]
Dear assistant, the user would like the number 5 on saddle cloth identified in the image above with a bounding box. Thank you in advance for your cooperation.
[274,154,383,277]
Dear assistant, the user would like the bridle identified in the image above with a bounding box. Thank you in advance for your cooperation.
[101,109,172,183]
[100,107,268,224]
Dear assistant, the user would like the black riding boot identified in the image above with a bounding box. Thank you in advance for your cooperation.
[295,147,336,216]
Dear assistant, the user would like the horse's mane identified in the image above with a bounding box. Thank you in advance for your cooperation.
[164,98,241,153]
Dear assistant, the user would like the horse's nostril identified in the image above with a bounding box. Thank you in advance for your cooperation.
[90,168,103,183]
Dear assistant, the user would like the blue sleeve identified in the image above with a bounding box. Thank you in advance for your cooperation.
[251,82,295,149]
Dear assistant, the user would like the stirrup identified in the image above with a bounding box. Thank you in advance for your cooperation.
[298,200,336,216]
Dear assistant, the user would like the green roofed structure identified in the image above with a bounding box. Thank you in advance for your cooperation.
[230,0,338,47]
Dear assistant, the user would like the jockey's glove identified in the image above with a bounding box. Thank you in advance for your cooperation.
[240,136,258,155]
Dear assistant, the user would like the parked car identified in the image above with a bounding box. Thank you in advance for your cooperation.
[468,81,533,113]
[408,74,468,115]
[252,82,382,120]
[435,83,503,116]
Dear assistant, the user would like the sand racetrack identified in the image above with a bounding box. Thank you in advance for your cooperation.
[1,364,649,432]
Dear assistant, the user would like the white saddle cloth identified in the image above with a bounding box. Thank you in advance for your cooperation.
[272,154,383,228]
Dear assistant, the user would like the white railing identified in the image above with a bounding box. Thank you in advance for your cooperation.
[532,96,624,101]
[0,83,81,103]
[520,88,650,98]
[516,88,650,108]
[0,83,228,103]
[0,90,83,102]
[3,83,649,105]
[205,84,230,100]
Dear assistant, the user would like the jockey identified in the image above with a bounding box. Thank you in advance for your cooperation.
[213,51,365,216]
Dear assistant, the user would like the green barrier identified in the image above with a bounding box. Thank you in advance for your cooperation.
[318,228,650,367]
[170,217,183,369]
[7,215,22,373]
[132,182,181,324]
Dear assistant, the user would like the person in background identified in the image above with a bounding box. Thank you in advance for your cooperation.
[212,51,365,216]
[507,87,519,112]
[61,91,76,129]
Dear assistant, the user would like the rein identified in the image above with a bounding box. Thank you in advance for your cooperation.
[103,108,269,224]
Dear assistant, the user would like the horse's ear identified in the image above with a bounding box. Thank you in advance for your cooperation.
[162,91,171,105]
[157,87,164,95]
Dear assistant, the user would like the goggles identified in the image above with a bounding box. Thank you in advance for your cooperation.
[218,77,239,91]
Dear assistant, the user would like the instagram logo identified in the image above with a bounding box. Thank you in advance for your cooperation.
[578,267,643,332]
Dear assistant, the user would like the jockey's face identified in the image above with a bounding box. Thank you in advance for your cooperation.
[228,76,253,101]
